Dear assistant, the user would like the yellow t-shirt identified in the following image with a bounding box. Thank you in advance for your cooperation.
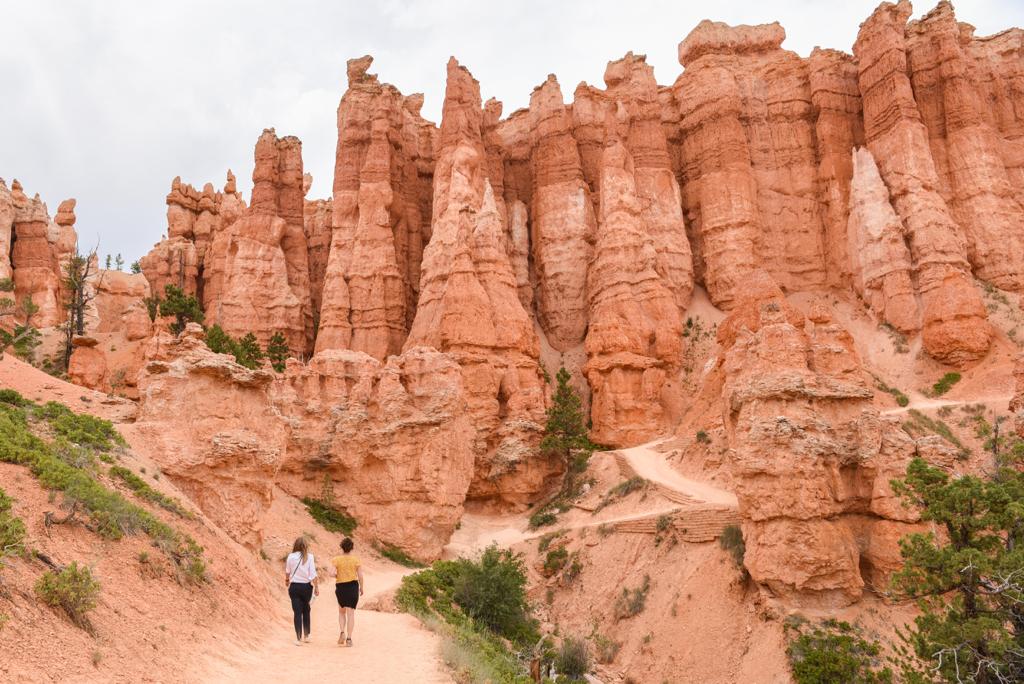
[332,554,360,583]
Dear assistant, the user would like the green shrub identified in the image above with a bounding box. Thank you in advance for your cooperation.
[695,430,710,443]
[528,509,557,530]
[613,574,651,620]
[35,562,101,628]
[931,372,961,397]
[34,401,124,451]
[453,546,536,642]
[786,619,892,684]
[555,636,590,680]
[109,466,190,518]
[0,488,26,557]
[543,546,569,575]
[719,524,745,569]
[397,546,537,643]
[301,497,356,535]
[378,543,425,569]
[0,389,28,407]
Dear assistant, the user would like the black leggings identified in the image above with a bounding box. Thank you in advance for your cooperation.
[288,582,313,639]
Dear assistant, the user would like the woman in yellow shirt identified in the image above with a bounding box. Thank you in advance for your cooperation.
[329,537,363,647]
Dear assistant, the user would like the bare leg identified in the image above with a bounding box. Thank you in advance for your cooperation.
[338,605,347,641]
[345,607,356,641]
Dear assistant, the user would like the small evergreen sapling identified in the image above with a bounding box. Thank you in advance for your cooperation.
[266,332,289,372]
[236,333,263,369]
[541,367,591,471]
[159,285,203,335]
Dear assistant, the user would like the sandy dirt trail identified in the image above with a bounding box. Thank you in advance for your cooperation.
[619,440,738,507]
[445,439,739,558]
[198,566,451,683]
[880,395,1013,416]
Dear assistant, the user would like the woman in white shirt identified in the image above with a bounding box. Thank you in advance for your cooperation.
[283,536,319,645]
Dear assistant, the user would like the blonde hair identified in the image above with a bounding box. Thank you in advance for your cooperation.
[292,536,309,564]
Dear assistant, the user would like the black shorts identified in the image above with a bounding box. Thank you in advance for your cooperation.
[335,580,359,608]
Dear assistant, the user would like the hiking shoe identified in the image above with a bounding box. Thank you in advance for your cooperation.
[346,638,353,647]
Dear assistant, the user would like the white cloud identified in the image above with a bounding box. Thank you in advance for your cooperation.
[1,0,1021,263]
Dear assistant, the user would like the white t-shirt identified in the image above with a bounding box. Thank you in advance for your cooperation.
[285,552,317,584]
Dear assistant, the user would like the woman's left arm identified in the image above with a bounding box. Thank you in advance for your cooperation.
[357,566,364,596]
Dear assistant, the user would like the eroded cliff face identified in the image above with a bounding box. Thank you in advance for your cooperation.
[135,324,287,549]
[1,179,77,328]
[719,297,927,605]
[404,59,557,504]
[854,0,992,365]
[134,322,474,558]
[275,346,474,559]
[316,56,436,360]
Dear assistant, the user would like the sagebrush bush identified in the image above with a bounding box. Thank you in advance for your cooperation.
[614,574,651,620]
[593,634,621,664]
[35,562,101,627]
[556,636,590,680]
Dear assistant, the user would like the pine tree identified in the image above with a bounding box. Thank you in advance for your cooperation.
[266,331,289,372]
[890,457,1024,683]
[115,254,124,271]
[204,324,235,356]
[130,260,141,274]
[540,367,591,472]
[159,284,203,335]
[104,254,112,270]
[236,333,264,369]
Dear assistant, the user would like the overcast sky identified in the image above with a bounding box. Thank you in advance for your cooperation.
[2,1,1021,264]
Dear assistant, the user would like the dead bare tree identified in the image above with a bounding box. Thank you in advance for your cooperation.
[60,244,103,370]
